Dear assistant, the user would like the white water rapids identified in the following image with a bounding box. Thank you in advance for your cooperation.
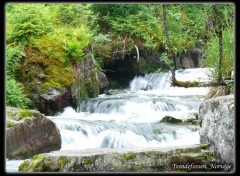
[6,67,213,172]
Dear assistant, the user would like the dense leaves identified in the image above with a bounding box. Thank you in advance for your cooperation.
[6,3,234,108]
[6,78,31,108]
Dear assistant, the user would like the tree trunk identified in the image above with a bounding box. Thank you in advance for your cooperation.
[217,23,223,85]
[162,4,177,84]
[213,5,223,85]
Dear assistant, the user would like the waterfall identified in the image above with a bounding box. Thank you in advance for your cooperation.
[6,67,213,172]
[45,68,213,151]
[130,67,213,91]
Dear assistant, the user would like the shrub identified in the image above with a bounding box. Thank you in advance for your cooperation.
[6,77,31,108]
[6,44,25,78]
[64,26,92,63]
[7,4,53,44]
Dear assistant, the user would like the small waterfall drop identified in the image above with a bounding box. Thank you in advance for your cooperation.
[46,68,213,151]
[130,67,213,91]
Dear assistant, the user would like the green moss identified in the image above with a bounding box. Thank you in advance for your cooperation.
[18,109,33,120]
[7,112,14,117]
[200,144,208,150]
[19,47,75,96]
[31,154,46,172]
[84,157,93,165]
[122,153,136,161]
[57,156,70,168]
[18,160,30,172]
[7,121,13,128]
[173,80,199,88]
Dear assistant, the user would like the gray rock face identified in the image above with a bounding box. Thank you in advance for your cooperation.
[176,48,203,69]
[73,55,99,101]
[19,145,220,172]
[36,88,71,115]
[98,72,109,94]
[6,107,61,159]
[199,94,234,164]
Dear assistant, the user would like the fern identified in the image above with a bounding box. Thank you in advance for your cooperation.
[6,77,31,108]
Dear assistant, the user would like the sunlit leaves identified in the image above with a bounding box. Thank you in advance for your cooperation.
[7,4,53,44]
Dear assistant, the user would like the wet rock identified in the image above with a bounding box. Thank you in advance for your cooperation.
[160,116,183,124]
[176,48,203,69]
[105,89,127,95]
[75,55,99,99]
[6,107,61,159]
[36,88,71,115]
[199,94,234,164]
[98,72,109,94]
[19,145,220,172]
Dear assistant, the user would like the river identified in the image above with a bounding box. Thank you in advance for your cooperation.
[6,67,213,172]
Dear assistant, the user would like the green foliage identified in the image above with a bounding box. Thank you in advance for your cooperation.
[64,26,92,63]
[163,4,207,54]
[6,44,25,78]
[203,27,234,80]
[53,4,94,27]
[93,33,112,43]
[7,4,53,44]
[6,78,31,108]
[91,4,143,18]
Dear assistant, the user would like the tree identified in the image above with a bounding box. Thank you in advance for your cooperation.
[162,4,177,84]
[210,4,231,84]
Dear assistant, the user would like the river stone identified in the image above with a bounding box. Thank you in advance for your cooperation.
[160,115,183,124]
[19,145,221,172]
[6,106,61,159]
[199,94,234,164]
[98,72,109,94]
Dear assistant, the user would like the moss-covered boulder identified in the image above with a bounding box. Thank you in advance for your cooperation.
[17,46,100,115]
[6,106,61,159]
[18,145,224,172]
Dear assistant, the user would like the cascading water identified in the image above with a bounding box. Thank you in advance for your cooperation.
[6,67,213,172]
[49,67,213,150]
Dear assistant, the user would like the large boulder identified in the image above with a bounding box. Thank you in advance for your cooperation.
[36,88,71,115]
[98,72,109,94]
[199,94,234,164]
[6,107,61,159]
[19,145,222,172]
